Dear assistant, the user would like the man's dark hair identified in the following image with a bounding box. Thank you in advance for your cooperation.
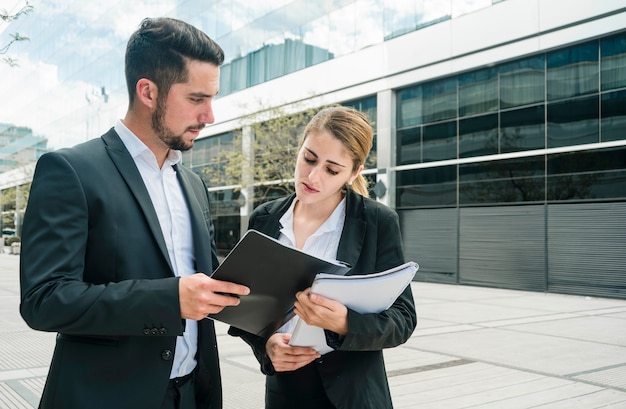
[125,17,224,106]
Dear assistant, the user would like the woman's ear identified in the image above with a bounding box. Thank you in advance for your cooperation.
[350,164,364,184]
[135,78,158,109]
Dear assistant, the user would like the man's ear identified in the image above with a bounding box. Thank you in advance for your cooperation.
[135,78,158,109]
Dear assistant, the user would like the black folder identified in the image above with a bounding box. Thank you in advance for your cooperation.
[209,229,350,337]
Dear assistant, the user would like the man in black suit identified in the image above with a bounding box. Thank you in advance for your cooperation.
[19,17,249,409]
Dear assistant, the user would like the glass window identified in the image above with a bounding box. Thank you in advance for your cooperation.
[452,0,491,18]
[396,166,457,208]
[459,156,545,205]
[383,0,418,39]
[354,0,384,50]
[345,95,377,169]
[268,41,290,80]
[459,113,498,158]
[499,55,545,109]
[547,96,599,148]
[345,95,377,130]
[547,147,626,201]
[601,90,626,142]
[601,32,626,91]
[423,120,457,162]
[397,127,421,165]
[301,7,333,65]
[500,105,545,152]
[397,86,423,127]
[248,47,269,86]
[423,78,457,123]
[184,132,240,187]
[547,42,599,101]
[418,1,451,28]
[459,67,498,116]
[328,2,358,56]
[219,63,232,96]
[228,56,248,93]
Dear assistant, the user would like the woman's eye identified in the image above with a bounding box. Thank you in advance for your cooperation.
[304,157,315,164]
[327,168,339,176]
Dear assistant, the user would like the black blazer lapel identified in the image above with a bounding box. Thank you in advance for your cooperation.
[337,189,367,269]
[101,129,173,273]
[249,195,295,239]
[251,191,366,270]
[175,165,214,274]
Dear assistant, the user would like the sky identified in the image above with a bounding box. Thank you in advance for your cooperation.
[0,0,185,148]
[0,0,490,149]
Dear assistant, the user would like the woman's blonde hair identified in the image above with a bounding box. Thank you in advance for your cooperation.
[300,106,373,197]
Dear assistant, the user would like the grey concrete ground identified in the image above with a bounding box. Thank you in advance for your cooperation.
[1,251,625,408]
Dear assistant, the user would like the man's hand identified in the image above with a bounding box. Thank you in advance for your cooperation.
[294,288,348,335]
[265,333,320,372]
[179,273,250,320]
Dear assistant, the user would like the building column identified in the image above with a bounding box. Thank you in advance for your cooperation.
[375,89,396,208]
[239,125,254,238]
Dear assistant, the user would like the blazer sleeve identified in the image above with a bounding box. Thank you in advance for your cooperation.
[337,206,417,352]
[19,151,185,337]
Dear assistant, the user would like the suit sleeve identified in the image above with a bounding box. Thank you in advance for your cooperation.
[337,207,417,351]
[19,152,184,337]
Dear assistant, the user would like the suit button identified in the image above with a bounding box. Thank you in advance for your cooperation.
[159,328,167,335]
[151,328,159,335]
[143,329,151,335]
[162,350,173,361]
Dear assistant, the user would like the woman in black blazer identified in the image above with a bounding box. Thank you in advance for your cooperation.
[229,106,417,409]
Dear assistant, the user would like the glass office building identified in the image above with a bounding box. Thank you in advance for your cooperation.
[1,0,624,298]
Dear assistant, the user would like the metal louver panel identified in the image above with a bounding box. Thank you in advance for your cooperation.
[400,208,458,283]
[548,202,626,299]
[459,205,546,291]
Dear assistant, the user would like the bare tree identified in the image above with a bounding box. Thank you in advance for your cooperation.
[1,1,33,67]
[204,104,336,207]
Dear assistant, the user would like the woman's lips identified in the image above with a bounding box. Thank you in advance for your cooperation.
[302,182,318,193]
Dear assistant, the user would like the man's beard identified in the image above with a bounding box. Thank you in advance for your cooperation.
[151,98,201,152]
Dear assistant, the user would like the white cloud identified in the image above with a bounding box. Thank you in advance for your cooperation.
[0,0,179,148]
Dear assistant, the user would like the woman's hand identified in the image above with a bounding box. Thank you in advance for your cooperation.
[265,333,320,372]
[294,288,348,335]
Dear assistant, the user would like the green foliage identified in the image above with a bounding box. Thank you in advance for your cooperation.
[0,183,31,231]
[5,236,20,246]
[203,104,337,207]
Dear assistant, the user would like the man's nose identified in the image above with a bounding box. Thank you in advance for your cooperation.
[200,103,214,124]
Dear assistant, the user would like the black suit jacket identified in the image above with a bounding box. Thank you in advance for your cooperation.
[20,129,222,409]
[229,189,417,409]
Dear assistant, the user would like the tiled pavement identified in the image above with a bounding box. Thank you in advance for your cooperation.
[1,252,625,408]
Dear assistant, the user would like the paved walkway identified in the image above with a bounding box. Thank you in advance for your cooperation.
[1,252,625,408]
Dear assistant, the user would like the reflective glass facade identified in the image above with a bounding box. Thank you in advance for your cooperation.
[396,32,626,208]
[215,0,493,96]
[2,0,625,298]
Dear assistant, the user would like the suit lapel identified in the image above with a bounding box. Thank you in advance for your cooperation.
[101,129,174,273]
[254,192,366,271]
[337,190,367,270]
[175,165,214,274]
[251,195,295,239]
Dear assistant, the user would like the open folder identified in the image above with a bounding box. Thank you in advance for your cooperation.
[208,229,350,337]
[289,261,419,354]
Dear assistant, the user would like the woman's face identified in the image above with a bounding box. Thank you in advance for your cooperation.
[294,131,360,206]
